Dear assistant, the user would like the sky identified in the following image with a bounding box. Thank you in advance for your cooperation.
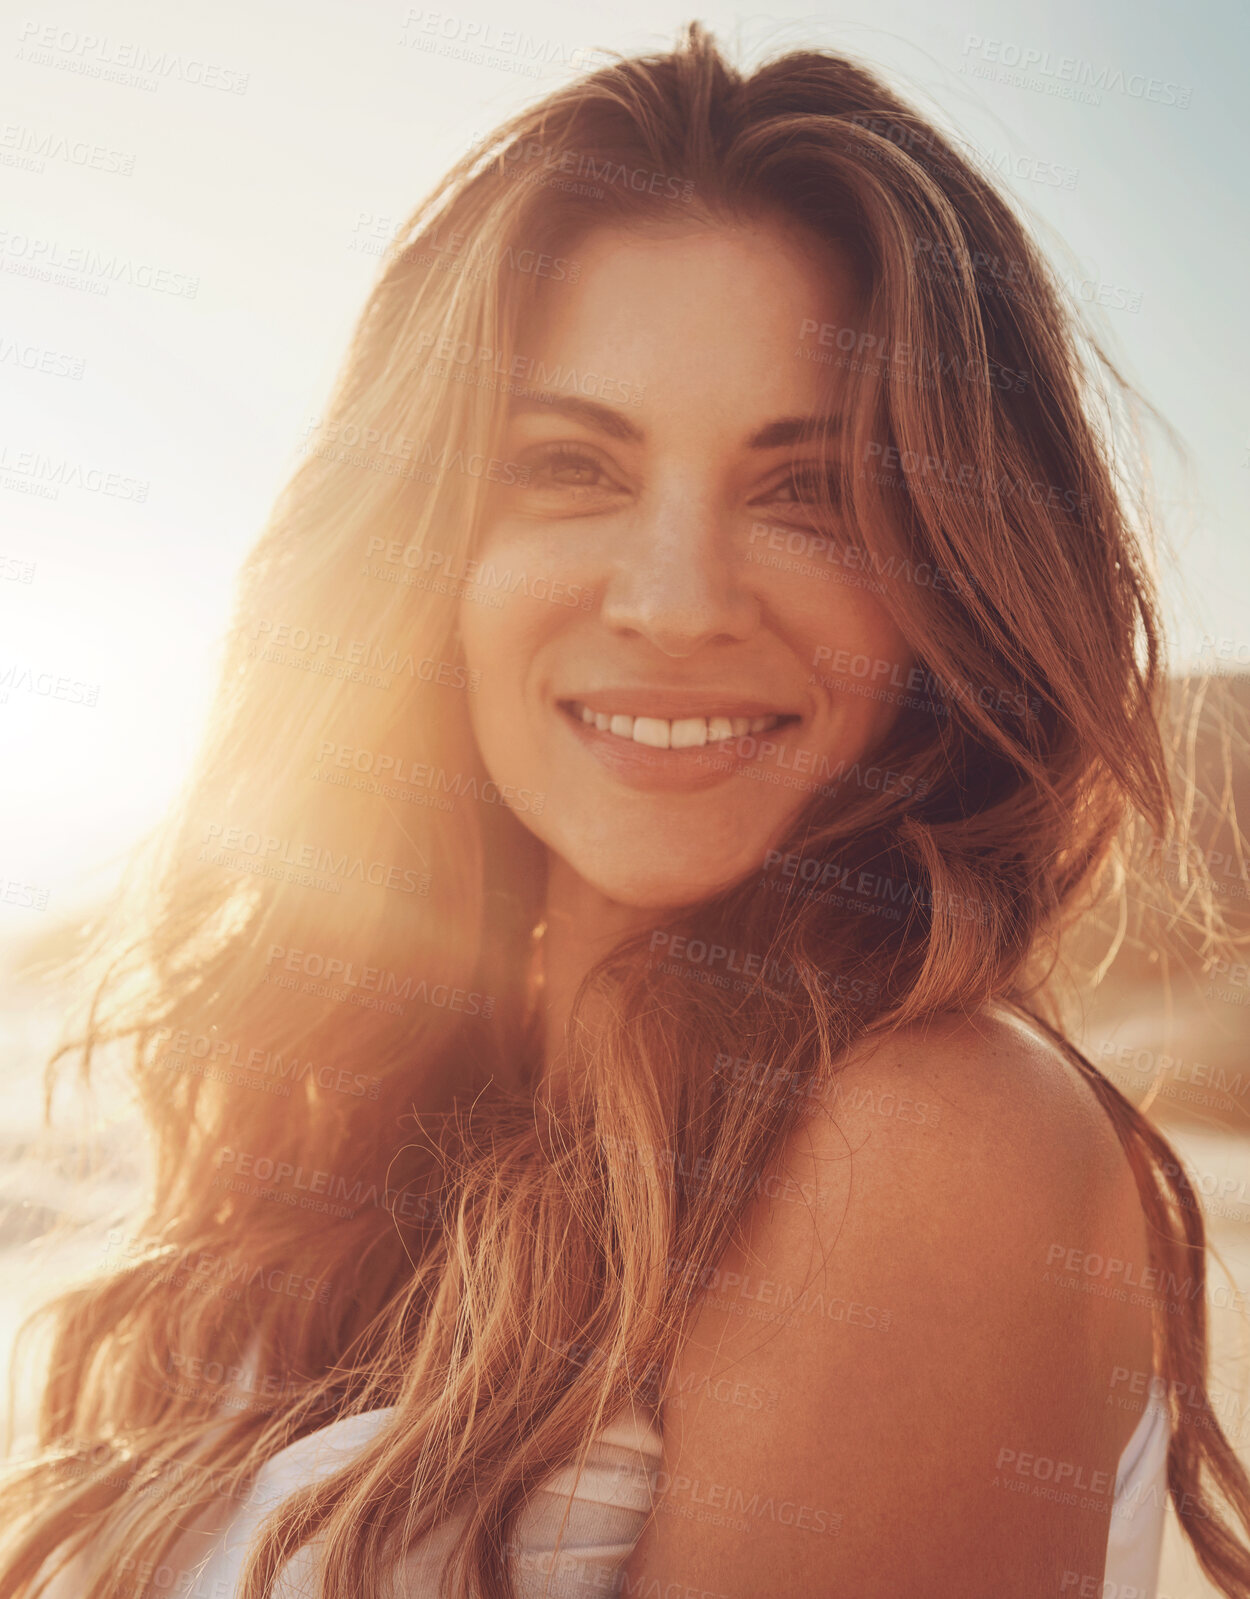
[1,0,1247,945]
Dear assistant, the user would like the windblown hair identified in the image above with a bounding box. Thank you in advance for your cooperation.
[4,20,1249,1599]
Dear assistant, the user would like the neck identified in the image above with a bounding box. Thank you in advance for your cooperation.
[537,854,655,1085]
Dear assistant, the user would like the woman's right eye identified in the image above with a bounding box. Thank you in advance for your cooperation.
[527,445,614,488]
[506,443,627,515]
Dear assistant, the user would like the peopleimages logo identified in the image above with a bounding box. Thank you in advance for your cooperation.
[760,849,990,925]
[960,34,1192,109]
[860,442,1090,515]
[247,620,479,692]
[265,942,497,1018]
[0,445,148,500]
[199,823,428,896]
[798,315,1030,393]
[15,21,250,93]
[152,1024,383,1100]
[0,230,199,296]
[0,335,85,379]
[364,537,593,612]
[810,644,1042,722]
[415,329,646,407]
[302,415,531,486]
[0,663,99,706]
[398,9,597,77]
[314,740,546,816]
[480,131,695,202]
[0,120,136,175]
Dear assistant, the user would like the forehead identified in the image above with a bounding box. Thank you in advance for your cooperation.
[519,218,863,427]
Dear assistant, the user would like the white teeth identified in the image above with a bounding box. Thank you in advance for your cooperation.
[670,717,708,749]
[568,702,789,748]
[632,716,671,749]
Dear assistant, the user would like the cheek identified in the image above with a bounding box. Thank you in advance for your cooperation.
[456,583,569,786]
[456,509,597,688]
[458,598,529,747]
[460,519,593,644]
[474,508,583,575]
[785,579,915,725]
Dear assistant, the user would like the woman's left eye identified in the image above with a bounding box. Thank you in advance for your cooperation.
[761,466,842,508]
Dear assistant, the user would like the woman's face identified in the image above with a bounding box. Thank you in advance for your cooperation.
[458,217,914,909]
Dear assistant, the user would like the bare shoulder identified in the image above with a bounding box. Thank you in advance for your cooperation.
[758,1004,1154,1399]
[803,1003,1147,1238]
[821,1002,1130,1159]
[624,1007,1157,1597]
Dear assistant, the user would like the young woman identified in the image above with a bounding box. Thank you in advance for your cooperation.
[5,21,1249,1599]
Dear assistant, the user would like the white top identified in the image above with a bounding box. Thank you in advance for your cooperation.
[179,1391,1171,1598]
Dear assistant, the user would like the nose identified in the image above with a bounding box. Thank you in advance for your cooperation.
[599,489,760,657]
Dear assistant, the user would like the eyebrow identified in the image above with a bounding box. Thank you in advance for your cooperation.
[506,394,840,449]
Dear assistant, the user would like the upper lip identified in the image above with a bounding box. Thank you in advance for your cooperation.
[557,689,804,720]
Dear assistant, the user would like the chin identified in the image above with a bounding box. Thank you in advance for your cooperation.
[573,854,754,913]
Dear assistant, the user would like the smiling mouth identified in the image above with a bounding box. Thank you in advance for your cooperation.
[557,699,801,750]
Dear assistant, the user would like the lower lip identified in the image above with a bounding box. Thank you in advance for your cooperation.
[556,704,803,793]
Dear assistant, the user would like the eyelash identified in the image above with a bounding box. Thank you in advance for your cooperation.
[526,445,613,488]
[767,467,843,508]
[518,445,842,510]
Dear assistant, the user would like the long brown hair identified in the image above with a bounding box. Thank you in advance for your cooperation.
[4,21,1249,1599]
